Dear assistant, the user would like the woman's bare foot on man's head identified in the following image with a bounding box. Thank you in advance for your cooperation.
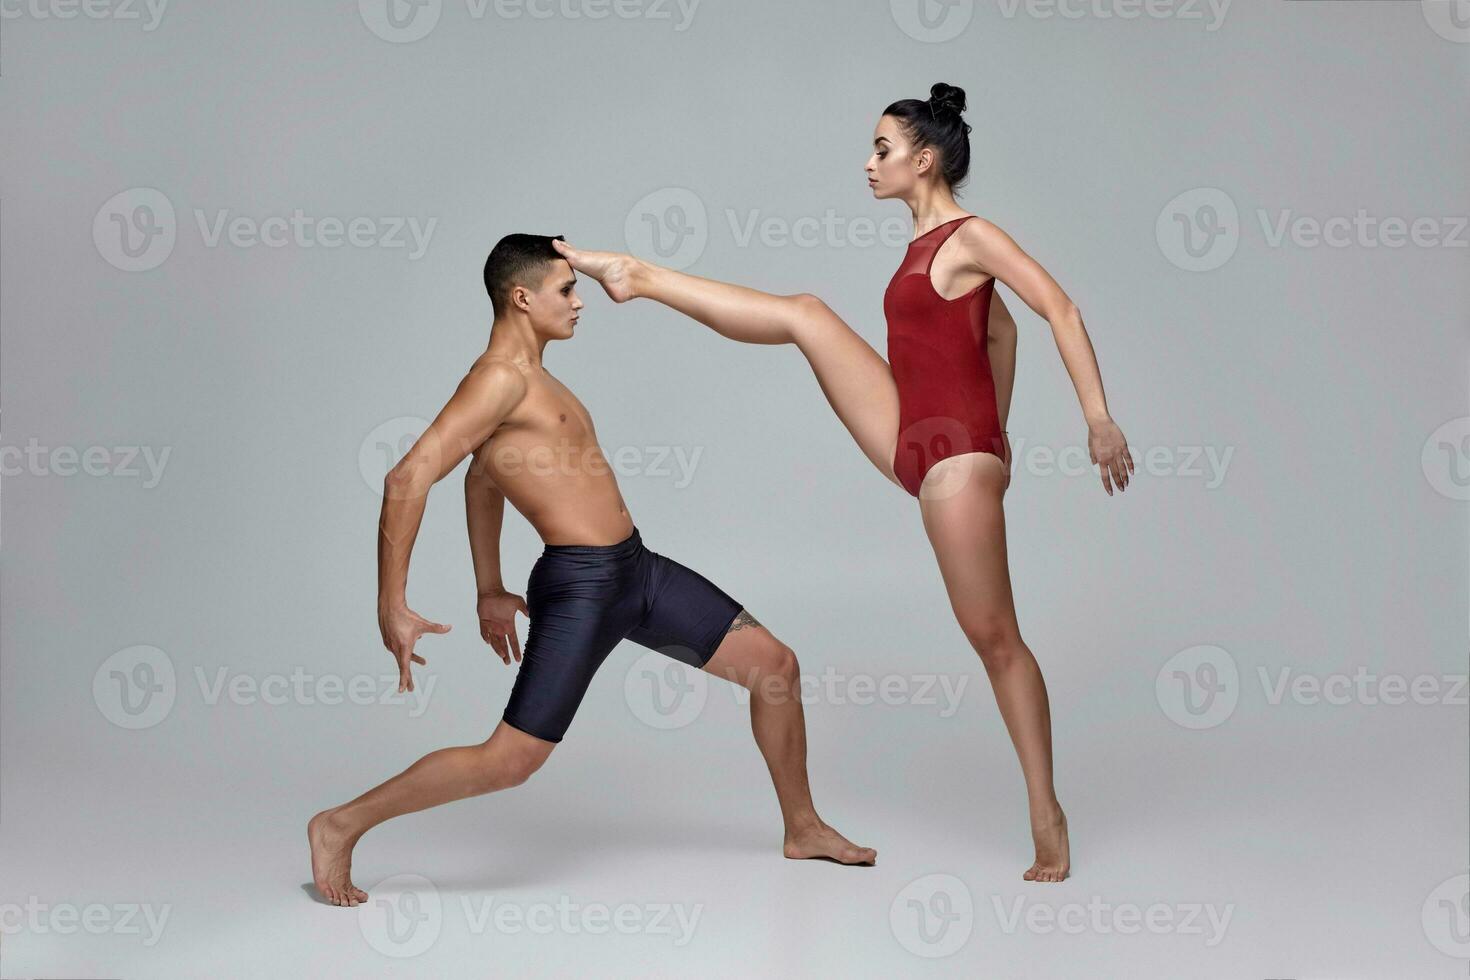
[1023,803,1070,882]
[551,239,645,303]
[309,808,369,907]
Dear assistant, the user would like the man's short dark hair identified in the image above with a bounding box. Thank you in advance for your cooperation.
[483,234,565,318]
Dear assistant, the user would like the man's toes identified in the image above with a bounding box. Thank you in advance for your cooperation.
[1023,867,1037,881]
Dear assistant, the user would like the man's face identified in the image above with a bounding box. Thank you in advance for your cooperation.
[522,258,583,340]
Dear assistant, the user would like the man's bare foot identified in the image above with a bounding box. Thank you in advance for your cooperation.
[551,239,644,303]
[783,820,877,866]
[309,808,369,907]
[1023,804,1070,882]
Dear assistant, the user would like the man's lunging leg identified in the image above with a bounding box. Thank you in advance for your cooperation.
[308,721,554,906]
[702,610,877,865]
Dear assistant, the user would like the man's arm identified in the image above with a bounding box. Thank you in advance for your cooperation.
[465,448,507,596]
[378,360,528,693]
[465,450,528,665]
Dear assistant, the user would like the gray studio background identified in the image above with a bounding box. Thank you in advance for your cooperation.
[2,1,1466,977]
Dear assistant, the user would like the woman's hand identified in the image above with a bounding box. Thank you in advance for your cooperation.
[1001,431,1013,494]
[1087,419,1135,495]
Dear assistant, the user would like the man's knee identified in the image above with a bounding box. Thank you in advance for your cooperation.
[479,730,553,790]
[502,749,548,787]
[743,635,801,699]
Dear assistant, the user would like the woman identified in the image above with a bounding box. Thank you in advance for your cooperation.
[554,82,1134,881]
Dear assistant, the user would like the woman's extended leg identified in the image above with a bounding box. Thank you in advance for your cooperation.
[917,452,1070,882]
[553,240,902,486]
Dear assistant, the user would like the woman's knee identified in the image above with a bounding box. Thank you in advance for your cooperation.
[786,292,839,343]
[960,616,1022,667]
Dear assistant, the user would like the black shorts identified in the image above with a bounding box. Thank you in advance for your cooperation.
[501,527,744,743]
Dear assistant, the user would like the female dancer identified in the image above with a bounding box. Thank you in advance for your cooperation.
[554,82,1134,881]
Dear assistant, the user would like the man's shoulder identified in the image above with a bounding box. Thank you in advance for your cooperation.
[459,355,530,407]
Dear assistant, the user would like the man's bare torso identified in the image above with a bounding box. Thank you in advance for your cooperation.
[465,352,634,545]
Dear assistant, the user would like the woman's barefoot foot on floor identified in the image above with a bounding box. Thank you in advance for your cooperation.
[551,239,644,303]
[1023,804,1070,882]
[309,808,369,907]
[784,820,877,866]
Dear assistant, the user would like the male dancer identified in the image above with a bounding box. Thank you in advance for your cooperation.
[308,234,876,906]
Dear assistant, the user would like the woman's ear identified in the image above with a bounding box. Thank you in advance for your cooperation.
[914,146,933,176]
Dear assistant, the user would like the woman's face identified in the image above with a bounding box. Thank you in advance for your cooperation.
[866,114,930,200]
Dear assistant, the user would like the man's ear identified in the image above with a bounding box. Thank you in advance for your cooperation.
[511,284,530,312]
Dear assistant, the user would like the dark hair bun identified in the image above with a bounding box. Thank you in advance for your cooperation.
[929,82,967,116]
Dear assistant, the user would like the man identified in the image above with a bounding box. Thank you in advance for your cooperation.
[308,234,876,907]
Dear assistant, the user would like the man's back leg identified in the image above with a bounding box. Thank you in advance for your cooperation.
[308,722,555,906]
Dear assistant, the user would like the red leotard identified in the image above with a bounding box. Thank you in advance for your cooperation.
[884,215,1005,497]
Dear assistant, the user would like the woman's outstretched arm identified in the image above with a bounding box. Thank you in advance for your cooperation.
[955,220,1135,495]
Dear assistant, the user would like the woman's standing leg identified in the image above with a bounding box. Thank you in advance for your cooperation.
[917,451,1070,882]
[554,241,902,486]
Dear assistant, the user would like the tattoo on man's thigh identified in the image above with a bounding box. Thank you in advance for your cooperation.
[727,609,761,632]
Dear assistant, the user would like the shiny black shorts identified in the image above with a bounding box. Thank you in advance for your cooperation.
[501,527,743,743]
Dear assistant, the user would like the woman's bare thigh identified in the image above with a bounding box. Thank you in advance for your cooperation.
[917,452,1020,636]
[786,294,902,487]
